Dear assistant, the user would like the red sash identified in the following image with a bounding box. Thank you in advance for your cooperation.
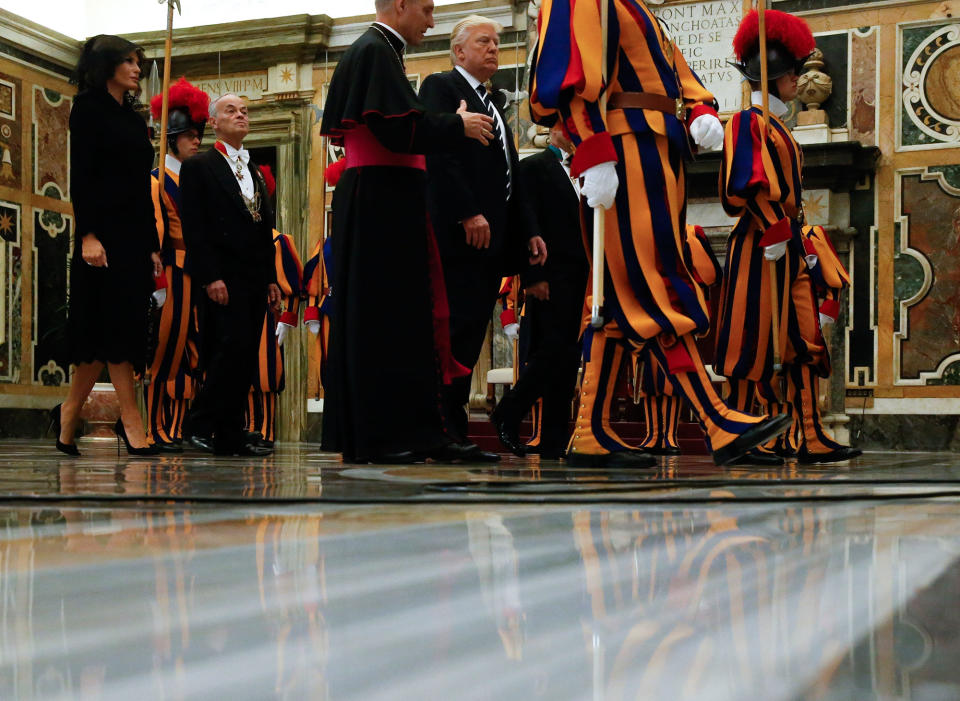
[343,126,426,170]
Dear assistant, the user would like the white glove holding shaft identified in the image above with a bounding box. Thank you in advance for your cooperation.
[305,319,320,335]
[275,321,294,346]
[819,313,835,327]
[503,323,520,341]
[152,289,167,307]
[581,161,618,210]
[763,241,788,262]
[689,114,724,151]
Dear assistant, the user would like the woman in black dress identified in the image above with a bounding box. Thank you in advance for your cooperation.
[56,35,163,456]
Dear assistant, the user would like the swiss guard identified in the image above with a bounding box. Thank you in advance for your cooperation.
[529,0,791,467]
[635,224,722,456]
[714,9,860,464]
[145,77,209,452]
[246,167,304,450]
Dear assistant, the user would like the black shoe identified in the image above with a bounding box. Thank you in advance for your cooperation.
[524,444,541,455]
[237,441,274,457]
[565,450,657,469]
[187,435,214,453]
[711,414,793,466]
[639,446,682,456]
[775,446,798,458]
[728,449,784,466]
[490,403,525,457]
[155,440,184,454]
[427,442,500,463]
[797,446,862,464]
[55,439,80,457]
[114,419,160,456]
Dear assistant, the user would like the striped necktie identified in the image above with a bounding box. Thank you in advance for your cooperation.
[476,84,512,199]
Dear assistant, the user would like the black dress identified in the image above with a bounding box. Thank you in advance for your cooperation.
[319,26,464,461]
[68,89,157,370]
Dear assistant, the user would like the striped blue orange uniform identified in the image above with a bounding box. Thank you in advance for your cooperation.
[145,162,200,446]
[529,0,770,458]
[246,231,304,444]
[715,104,847,459]
[303,236,333,397]
[636,224,722,453]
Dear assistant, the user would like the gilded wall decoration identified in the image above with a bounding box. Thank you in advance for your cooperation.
[893,167,960,385]
[32,209,71,386]
[0,73,22,189]
[31,86,71,200]
[900,21,960,150]
[0,200,21,382]
[850,27,878,146]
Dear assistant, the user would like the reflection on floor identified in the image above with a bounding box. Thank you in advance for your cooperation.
[0,439,959,700]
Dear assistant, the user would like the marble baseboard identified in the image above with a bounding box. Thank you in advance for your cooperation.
[848,413,960,451]
[304,412,322,443]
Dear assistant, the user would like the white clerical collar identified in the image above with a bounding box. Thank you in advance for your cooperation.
[165,153,182,176]
[373,21,407,50]
[455,65,484,91]
[751,91,789,118]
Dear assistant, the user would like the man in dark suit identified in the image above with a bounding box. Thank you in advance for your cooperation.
[180,93,281,456]
[420,15,546,457]
[491,123,589,458]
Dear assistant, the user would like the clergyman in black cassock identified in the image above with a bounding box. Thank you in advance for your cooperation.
[492,125,588,458]
[319,3,495,464]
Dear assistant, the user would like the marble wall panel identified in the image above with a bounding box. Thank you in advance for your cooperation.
[894,167,960,384]
[850,28,878,146]
[0,200,21,382]
[32,209,71,386]
[0,73,22,190]
[31,87,70,200]
[900,21,960,151]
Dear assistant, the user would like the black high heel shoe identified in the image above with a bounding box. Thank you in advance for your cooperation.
[114,419,159,456]
[51,404,81,456]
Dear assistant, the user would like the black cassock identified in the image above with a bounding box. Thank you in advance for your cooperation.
[320,25,465,461]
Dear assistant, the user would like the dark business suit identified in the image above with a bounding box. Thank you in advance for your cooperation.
[420,67,533,441]
[179,146,276,453]
[499,147,588,457]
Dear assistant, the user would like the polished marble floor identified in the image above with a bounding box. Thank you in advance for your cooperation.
[1,439,959,699]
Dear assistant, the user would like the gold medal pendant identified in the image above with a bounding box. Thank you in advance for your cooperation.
[235,161,244,181]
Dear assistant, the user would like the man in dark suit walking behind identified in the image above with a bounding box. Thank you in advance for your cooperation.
[492,123,588,458]
[180,93,280,456]
[420,15,546,457]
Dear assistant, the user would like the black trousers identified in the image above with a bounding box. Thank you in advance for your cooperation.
[499,272,586,454]
[441,257,503,443]
[187,280,266,453]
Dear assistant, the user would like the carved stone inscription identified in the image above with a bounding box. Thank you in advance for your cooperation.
[652,0,743,113]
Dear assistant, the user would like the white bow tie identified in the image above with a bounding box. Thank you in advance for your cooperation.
[232,148,250,165]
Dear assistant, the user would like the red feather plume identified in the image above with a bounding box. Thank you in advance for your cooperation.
[733,10,815,62]
[260,165,276,198]
[150,77,210,123]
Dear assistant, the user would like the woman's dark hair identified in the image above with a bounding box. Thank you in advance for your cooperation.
[72,34,146,101]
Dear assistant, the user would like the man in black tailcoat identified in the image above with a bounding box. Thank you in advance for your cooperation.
[318,0,495,464]
[492,123,588,458]
[180,93,280,456]
[419,15,546,454]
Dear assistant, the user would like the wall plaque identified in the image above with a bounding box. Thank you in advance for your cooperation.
[651,0,743,114]
[195,73,268,101]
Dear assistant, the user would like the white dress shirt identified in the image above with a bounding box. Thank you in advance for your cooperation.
[217,140,255,200]
[751,91,790,118]
[165,153,181,176]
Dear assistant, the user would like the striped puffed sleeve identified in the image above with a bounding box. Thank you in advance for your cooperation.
[683,225,722,289]
[804,225,850,322]
[720,109,793,247]
[529,0,618,176]
[273,232,304,326]
[674,42,720,124]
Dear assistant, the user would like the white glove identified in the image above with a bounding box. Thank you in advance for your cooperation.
[763,241,788,261]
[275,321,294,346]
[819,313,835,327]
[305,319,320,335]
[580,161,618,210]
[805,253,819,269]
[689,114,724,151]
[503,322,520,341]
[152,288,167,307]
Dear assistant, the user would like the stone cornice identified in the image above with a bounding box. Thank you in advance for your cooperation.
[327,0,519,51]
[126,14,333,76]
[0,9,80,71]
